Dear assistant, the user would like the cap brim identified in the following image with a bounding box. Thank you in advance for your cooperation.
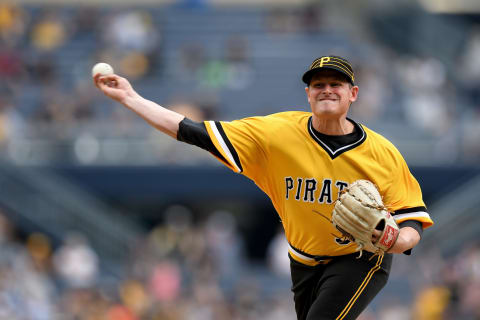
[302,67,354,85]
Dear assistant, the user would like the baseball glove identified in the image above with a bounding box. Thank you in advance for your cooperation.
[332,180,399,257]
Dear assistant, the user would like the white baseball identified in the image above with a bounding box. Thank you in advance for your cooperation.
[91,62,114,77]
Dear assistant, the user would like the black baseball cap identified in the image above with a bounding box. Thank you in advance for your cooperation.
[302,56,355,85]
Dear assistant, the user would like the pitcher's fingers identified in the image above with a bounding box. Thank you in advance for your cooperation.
[93,74,113,89]
[94,74,119,87]
[99,75,120,89]
[93,73,102,89]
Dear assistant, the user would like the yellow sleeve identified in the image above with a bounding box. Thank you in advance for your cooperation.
[385,151,434,229]
[204,117,270,183]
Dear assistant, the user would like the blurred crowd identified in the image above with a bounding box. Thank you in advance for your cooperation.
[411,245,480,320]
[1,205,480,320]
[1,2,479,319]
[0,2,479,165]
[0,206,296,320]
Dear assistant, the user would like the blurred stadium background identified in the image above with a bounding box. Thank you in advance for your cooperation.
[1,0,480,318]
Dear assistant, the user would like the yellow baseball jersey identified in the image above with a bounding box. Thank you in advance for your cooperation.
[204,111,433,266]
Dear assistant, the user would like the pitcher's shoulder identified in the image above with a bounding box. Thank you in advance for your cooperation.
[361,125,398,149]
[265,110,312,123]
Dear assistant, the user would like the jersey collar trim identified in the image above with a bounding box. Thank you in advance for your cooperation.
[307,117,367,159]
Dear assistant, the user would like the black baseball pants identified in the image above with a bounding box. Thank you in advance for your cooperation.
[290,252,392,320]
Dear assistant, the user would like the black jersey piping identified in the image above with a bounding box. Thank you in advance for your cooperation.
[215,121,243,173]
[307,117,367,159]
[394,206,427,215]
[177,118,227,163]
[289,242,335,262]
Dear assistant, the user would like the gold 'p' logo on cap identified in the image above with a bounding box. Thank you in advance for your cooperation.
[303,55,355,85]
[319,57,331,67]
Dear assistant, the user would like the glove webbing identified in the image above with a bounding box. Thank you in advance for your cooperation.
[337,185,390,259]
[342,183,388,212]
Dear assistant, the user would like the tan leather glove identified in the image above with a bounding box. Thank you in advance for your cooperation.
[332,180,399,257]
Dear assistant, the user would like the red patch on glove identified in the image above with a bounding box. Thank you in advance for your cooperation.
[380,225,399,248]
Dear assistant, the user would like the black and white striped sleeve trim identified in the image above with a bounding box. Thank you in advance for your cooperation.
[177,118,227,162]
[205,121,243,173]
[393,206,429,221]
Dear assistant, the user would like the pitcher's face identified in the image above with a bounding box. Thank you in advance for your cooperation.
[305,70,358,119]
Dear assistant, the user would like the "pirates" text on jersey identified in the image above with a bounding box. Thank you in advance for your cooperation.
[285,177,349,204]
